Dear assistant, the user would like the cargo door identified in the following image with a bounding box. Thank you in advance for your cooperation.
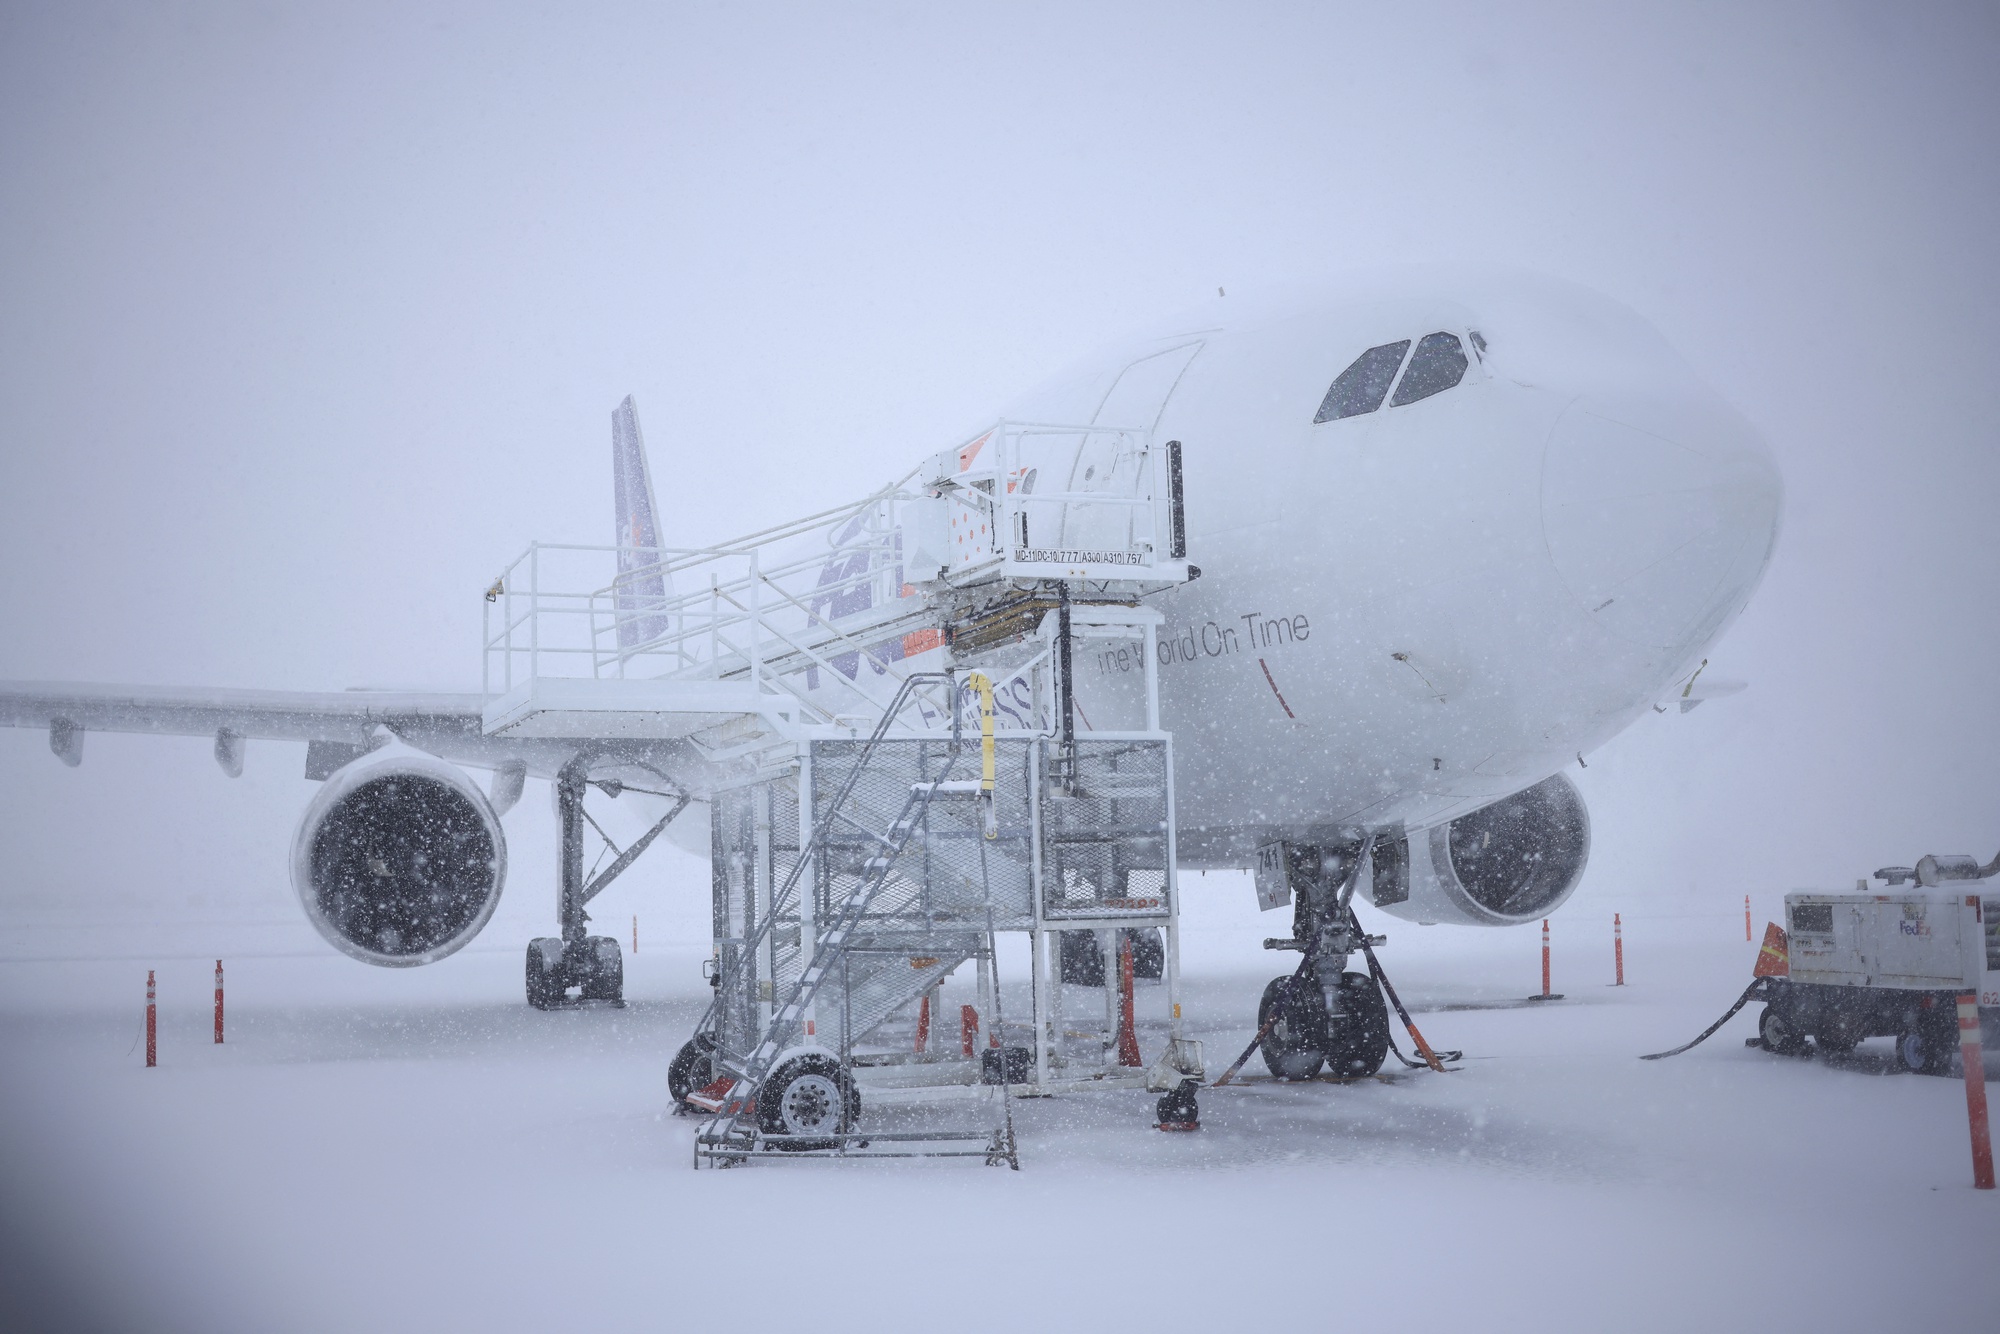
[1058,342,1201,554]
[1839,902,1871,981]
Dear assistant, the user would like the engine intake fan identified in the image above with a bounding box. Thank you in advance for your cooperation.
[290,741,508,966]
[1371,772,1590,927]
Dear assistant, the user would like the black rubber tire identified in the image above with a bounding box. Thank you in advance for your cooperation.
[1325,971,1391,1078]
[579,935,623,1001]
[1897,1012,1956,1075]
[1257,976,1327,1080]
[525,938,565,1010]
[669,1034,717,1104]
[1758,1003,1808,1056]
[756,1055,860,1151]
[1126,927,1166,981]
[1156,1077,1200,1128]
[1059,930,1105,987]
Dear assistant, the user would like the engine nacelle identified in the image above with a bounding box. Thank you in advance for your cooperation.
[290,742,508,966]
[1370,773,1590,926]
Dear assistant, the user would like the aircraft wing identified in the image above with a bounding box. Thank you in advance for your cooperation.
[0,680,491,775]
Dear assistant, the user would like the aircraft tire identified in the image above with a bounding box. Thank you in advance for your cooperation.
[1127,927,1166,981]
[1059,931,1105,987]
[1257,976,1326,1081]
[579,935,623,1001]
[525,937,565,1010]
[1326,971,1391,1077]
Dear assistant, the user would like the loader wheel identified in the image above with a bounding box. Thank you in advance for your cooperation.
[1257,976,1326,1081]
[669,1034,717,1105]
[757,1055,860,1151]
[1758,1004,1808,1057]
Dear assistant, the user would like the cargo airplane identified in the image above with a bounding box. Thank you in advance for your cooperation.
[0,268,1781,1072]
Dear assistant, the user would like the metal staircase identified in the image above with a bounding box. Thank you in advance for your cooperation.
[688,670,1039,1163]
[701,674,965,1074]
[481,418,1205,1165]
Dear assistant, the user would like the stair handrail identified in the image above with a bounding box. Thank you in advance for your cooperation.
[692,670,963,1048]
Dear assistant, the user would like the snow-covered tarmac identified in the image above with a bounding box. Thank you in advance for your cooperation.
[2,890,1994,1333]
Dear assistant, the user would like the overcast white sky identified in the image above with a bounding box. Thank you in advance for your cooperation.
[2,2,1996,927]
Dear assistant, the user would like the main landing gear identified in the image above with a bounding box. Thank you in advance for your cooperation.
[525,756,689,1011]
[526,934,625,1009]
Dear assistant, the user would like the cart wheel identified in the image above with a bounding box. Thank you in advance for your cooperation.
[1758,1004,1808,1056]
[1257,976,1326,1080]
[1156,1077,1201,1130]
[525,938,565,1010]
[1896,1015,1955,1075]
[757,1055,860,1151]
[579,935,623,1001]
[669,1034,716,1105]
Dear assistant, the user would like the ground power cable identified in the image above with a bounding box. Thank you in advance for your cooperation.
[1638,977,1778,1060]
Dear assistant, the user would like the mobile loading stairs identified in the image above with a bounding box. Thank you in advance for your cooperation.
[479,423,1207,1162]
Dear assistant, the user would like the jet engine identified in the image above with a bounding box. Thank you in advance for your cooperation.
[1370,773,1590,926]
[290,742,508,966]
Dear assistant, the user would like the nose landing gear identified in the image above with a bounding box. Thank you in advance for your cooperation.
[1254,970,1392,1080]
[1214,839,1457,1089]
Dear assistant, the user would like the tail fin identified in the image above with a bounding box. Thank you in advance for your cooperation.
[611,395,672,649]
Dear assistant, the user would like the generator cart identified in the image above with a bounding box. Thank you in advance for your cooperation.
[1754,853,1998,1073]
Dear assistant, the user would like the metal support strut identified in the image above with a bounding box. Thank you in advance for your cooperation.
[558,757,588,946]
[525,753,694,1011]
[1055,582,1076,797]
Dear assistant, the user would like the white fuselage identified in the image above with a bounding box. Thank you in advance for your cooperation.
[979,271,1782,865]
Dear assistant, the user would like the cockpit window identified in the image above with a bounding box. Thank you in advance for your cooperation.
[1390,332,1468,406]
[1313,340,1409,424]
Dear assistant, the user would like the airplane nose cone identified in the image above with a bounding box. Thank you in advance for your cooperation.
[1541,394,1782,654]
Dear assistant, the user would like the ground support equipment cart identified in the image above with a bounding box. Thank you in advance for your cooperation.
[1755,856,1998,1073]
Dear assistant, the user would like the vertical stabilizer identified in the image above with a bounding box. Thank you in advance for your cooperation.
[611,395,673,649]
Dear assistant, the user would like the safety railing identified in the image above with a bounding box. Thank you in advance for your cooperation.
[481,419,1194,728]
[912,421,1190,589]
[480,483,945,722]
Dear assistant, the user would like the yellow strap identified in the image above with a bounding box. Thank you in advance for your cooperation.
[967,672,998,840]
[967,672,996,792]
